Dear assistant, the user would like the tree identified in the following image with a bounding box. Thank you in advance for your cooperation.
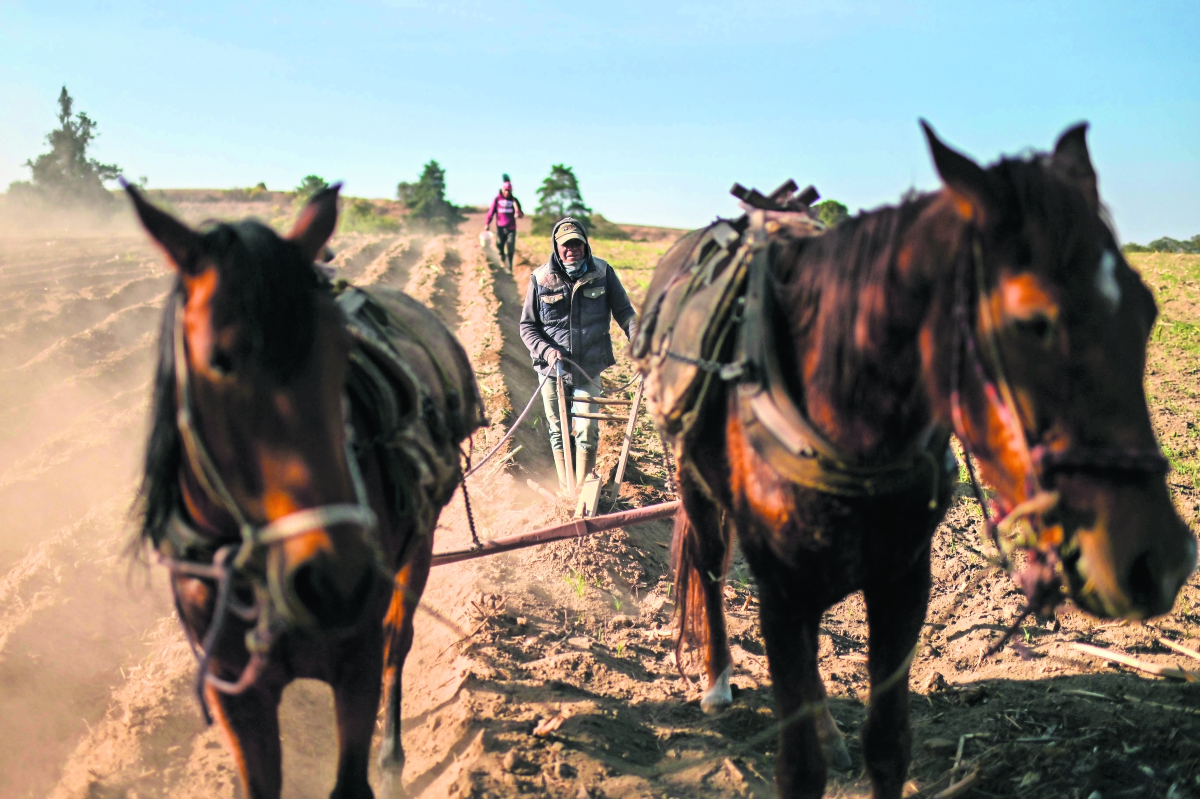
[396,160,465,233]
[7,86,122,208]
[814,199,849,228]
[533,164,592,235]
[295,175,329,200]
[1122,235,1200,255]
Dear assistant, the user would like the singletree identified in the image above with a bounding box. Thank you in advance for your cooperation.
[533,164,592,235]
[7,86,122,208]
[396,160,465,233]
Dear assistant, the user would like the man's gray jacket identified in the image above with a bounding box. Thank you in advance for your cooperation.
[518,218,638,386]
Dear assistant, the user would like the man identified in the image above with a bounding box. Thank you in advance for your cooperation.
[519,217,638,491]
[484,176,524,270]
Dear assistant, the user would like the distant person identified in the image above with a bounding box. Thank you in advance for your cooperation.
[484,174,524,270]
[519,217,638,491]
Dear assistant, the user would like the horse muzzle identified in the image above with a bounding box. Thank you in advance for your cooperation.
[1057,473,1197,619]
[262,506,383,634]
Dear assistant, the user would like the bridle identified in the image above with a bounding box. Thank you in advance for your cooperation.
[159,293,378,721]
[948,234,1168,646]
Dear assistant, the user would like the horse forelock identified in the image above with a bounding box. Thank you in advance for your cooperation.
[202,220,322,382]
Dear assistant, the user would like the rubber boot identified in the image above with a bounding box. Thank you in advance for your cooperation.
[552,449,568,493]
[575,447,597,486]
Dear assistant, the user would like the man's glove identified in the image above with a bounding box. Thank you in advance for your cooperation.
[544,348,561,369]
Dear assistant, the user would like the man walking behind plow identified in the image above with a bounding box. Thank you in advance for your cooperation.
[484,175,524,270]
[519,218,638,492]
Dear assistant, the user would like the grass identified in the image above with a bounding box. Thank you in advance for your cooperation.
[564,568,587,598]
[519,234,676,305]
[1131,253,1200,490]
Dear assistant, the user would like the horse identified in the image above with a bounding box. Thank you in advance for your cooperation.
[126,184,484,799]
[636,123,1197,798]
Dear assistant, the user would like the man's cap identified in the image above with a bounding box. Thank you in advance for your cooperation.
[502,181,512,191]
[554,220,586,247]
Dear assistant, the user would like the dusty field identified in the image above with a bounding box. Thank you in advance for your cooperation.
[0,194,1197,799]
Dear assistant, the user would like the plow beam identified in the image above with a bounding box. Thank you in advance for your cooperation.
[431,501,680,567]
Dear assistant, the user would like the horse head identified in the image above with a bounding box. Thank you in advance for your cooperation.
[924,122,1196,619]
[130,185,381,635]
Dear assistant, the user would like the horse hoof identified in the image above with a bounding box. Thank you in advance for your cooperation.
[823,736,852,771]
[378,768,406,798]
[378,741,406,774]
[700,665,733,715]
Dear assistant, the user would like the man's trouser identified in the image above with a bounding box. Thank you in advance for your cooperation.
[496,226,517,269]
[541,378,601,453]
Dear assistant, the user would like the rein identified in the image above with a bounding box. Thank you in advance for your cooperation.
[159,294,378,722]
[948,235,1168,650]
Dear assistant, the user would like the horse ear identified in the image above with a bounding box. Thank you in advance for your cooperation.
[123,180,203,274]
[921,120,994,225]
[1051,122,1100,214]
[289,183,341,263]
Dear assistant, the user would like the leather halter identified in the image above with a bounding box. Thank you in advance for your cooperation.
[949,235,1168,623]
[160,293,378,717]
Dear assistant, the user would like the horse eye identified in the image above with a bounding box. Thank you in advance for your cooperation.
[210,348,235,376]
[1013,314,1055,344]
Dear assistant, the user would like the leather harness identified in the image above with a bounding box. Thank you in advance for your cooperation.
[644,208,952,505]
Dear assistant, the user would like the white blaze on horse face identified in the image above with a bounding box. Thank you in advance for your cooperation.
[1096,250,1121,311]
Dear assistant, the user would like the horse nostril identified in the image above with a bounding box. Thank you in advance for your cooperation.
[289,561,330,622]
[287,557,376,629]
[1126,551,1159,613]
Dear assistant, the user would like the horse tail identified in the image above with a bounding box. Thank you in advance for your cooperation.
[670,500,731,677]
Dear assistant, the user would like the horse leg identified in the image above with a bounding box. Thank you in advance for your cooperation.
[379,535,434,776]
[672,473,733,714]
[756,582,826,799]
[815,676,852,770]
[207,683,283,799]
[861,548,932,799]
[331,636,384,799]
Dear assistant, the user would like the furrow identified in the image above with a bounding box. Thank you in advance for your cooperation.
[355,235,412,287]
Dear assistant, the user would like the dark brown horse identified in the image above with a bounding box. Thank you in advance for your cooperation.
[127,185,483,798]
[640,124,1197,798]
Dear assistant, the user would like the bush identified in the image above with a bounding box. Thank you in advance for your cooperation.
[340,198,400,233]
[7,86,122,210]
[588,213,631,240]
[396,160,465,234]
[814,199,849,228]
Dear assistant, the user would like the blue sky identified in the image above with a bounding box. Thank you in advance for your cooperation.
[1,1,1196,242]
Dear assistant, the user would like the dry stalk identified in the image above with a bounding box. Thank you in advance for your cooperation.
[1071,642,1199,681]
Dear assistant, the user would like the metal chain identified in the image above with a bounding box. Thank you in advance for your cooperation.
[664,349,726,373]
[657,428,680,498]
[459,444,482,549]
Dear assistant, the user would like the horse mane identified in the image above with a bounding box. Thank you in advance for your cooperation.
[778,192,941,454]
[779,153,1095,457]
[134,221,326,549]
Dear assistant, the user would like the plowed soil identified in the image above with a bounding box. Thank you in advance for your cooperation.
[1,196,1198,799]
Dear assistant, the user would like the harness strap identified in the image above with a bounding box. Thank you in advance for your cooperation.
[163,290,382,717]
[733,212,951,499]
